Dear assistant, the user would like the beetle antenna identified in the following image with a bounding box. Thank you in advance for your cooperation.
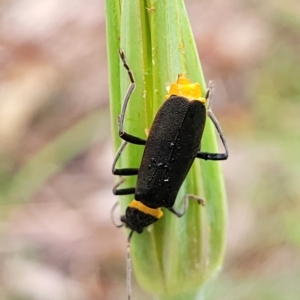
[110,201,124,228]
[126,231,134,300]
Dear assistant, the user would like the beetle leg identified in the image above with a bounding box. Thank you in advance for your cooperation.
[196,109,228,160]
[113,177,136,196]
[112,141,139,176]
[197,82,228,161]
[168,194,205,217]
[118,50,147,145]
[110,201,124,228]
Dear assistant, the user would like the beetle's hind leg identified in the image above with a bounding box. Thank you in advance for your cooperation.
[112,141,138,196]
[168,194,205,217]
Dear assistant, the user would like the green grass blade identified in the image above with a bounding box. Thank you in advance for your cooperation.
[106,1,228,299]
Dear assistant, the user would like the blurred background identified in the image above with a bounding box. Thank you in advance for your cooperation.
[0,0,300,299]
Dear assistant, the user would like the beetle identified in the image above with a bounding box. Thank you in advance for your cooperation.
[112,50,228,235]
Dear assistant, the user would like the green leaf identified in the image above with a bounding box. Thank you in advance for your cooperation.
[105,0,227,299]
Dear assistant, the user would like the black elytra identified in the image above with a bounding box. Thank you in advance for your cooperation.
[112,49,228,234]
[135,96,206,207]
